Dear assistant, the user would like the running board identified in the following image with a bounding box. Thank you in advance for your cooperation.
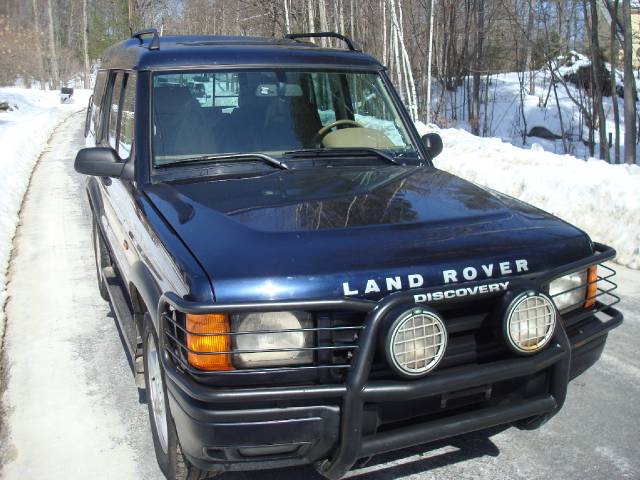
[103,266,145,388]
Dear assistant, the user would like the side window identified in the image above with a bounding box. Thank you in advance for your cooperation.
[119,73,136,158]
[89,71,107,141]
[108,72,124,150]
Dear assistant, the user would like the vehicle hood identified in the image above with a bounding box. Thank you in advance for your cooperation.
[144,166,592,302]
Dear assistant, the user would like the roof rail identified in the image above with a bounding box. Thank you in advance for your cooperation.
[285,32,362,52]
[132,28,160,51]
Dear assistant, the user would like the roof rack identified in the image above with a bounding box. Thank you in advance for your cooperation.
[285,32,362,52]
[132,28,160,51]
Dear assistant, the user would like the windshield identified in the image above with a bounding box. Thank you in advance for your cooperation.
[151,69,419,167]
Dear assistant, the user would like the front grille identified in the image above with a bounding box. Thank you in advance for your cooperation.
[162,302,504,385]
[370,303,506,380]
[161,262,619,385]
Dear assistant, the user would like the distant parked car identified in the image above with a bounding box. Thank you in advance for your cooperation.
[59,87,74,103]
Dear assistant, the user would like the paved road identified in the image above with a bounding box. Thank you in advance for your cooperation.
[1,113,638,479]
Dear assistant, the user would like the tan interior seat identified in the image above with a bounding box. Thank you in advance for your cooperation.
[322,127,394,149]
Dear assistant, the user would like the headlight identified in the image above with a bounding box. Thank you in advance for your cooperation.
[231,311,313,368]
[549,269,588,312]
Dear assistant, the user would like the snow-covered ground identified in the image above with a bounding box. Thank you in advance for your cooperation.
[0,87,89,338]
[0,112,161,479]
[417,122,640,270]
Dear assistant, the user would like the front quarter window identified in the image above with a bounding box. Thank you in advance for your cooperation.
[151,69,419,168]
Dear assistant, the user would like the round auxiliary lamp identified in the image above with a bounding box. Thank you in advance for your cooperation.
[384,306,448,379]
[501,290,557,355]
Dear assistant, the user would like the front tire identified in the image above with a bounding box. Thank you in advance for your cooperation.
[142,315,219,480]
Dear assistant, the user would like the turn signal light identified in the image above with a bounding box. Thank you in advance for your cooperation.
[584,266,598,309]
[186,313,234,371]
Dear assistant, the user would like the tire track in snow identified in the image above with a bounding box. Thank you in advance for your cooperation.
[0,112,162,479]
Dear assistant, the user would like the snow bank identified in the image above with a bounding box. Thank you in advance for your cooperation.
[0,87,89,333]
[416,122,640,270]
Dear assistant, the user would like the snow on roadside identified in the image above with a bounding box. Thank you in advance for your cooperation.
[417,122,640,270]
[0,87,89,338]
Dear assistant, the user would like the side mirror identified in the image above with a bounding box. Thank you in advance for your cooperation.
[74,147,125,178]
[421,133,443,159]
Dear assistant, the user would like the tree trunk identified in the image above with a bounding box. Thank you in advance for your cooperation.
[426,0,434,123]
[82,0,90,89]
[471,0,484,135]
[350,0,354,38]
[395,0,417,120]
[622,0,638,164]
[587,0,609,161]
[30,0,46,87]
[307,0,315,32]
[381,0,387,65]
[283,0,291,34]
[318,0,328,45]
[524,0,537,95]
[550,65,568,153]
[387,0,417,120]
[45,0,59,88]
[610,0,621,163]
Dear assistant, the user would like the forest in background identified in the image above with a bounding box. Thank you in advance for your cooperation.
[0,0,638,163]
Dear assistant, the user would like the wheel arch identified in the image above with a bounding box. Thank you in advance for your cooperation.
[128,260,163,332]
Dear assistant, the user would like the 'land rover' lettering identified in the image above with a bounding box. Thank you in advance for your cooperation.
[341,258,529,296]
[444,258,528,284]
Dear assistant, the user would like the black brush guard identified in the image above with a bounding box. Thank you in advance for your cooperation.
[158,243,622,479]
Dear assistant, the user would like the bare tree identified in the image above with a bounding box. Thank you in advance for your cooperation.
[82,0,90,88]
[609,0,621,163]
[425,0,435,123]
[283,0,291,34]
[470,0,485,135]
[622,0,637,164]
[524,0,537,94]
[585,0,608,160]
[45,0,59,88]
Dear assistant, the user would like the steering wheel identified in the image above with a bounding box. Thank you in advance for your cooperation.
[313,119,363,146]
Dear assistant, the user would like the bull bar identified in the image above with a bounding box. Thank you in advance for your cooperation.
[157,242,622,478]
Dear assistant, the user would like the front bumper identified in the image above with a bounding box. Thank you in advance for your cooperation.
[159,243,622,478]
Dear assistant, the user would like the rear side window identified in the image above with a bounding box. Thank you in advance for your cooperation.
[214,73,239,108]
[119,74,136,158]
[108,72,124,150]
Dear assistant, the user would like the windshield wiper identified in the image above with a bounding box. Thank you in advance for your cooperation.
[283,148,402,165]
[162,153,290,170]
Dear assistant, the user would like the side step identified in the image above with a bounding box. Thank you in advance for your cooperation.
[103,266,145,388]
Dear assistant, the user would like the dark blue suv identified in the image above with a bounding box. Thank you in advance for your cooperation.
[75,29,622,480]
